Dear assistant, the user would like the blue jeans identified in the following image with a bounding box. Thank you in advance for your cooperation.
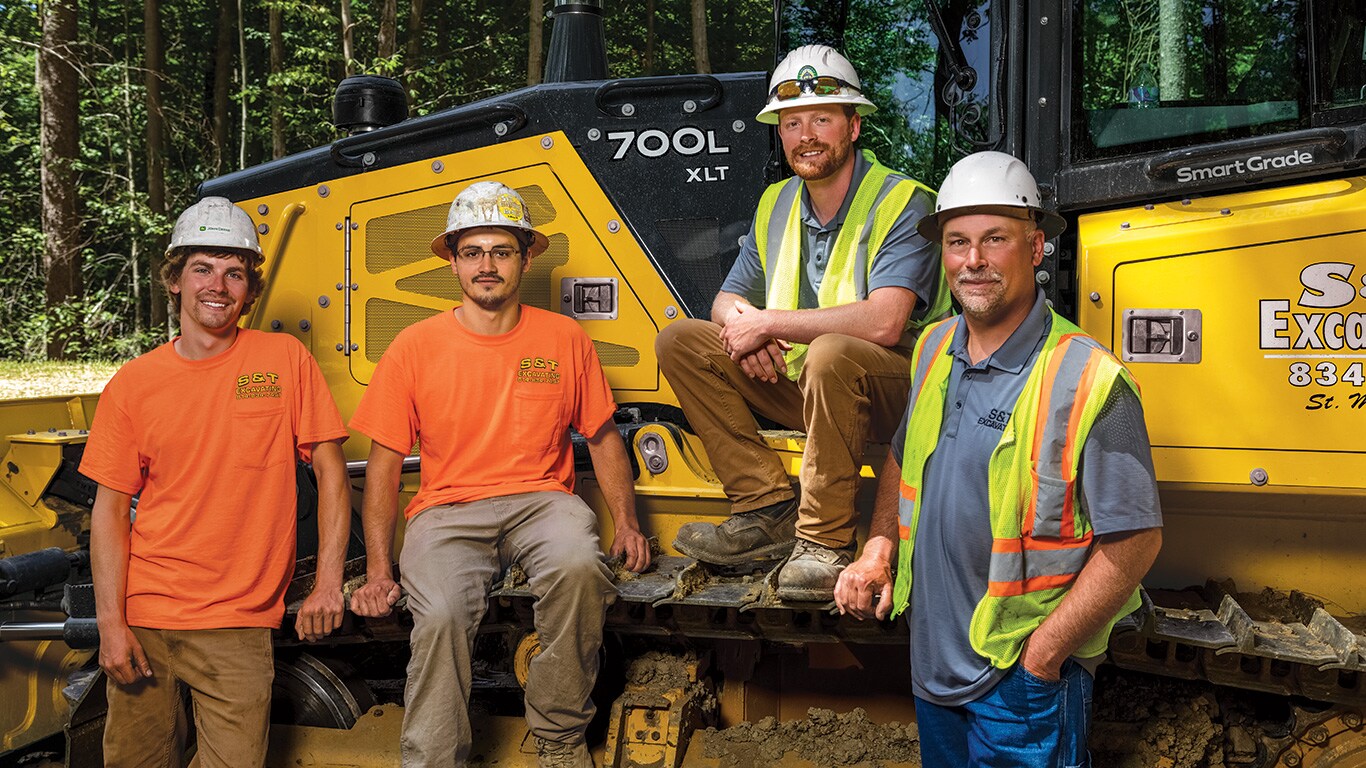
[915,660,1094,768]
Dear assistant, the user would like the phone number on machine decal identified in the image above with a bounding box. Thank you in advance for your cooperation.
[1288,362,1366,409]
[1287,361,1366,387]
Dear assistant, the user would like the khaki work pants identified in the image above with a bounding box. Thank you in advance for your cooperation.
[657,319,913,548]
[398,491,616,768]
[103,627,274,768]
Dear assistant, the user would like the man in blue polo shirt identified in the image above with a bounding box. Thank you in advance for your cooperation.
[656,44,947,601]
[835,152,1163,767]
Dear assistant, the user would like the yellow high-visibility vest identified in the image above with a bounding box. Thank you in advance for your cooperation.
[754,150,948,379]
[892,311,1142,668]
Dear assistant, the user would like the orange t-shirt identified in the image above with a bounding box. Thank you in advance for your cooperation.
[80,330,348,630]
[350,306,618,519]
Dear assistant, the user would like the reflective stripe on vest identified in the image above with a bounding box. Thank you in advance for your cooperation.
[755,150,943,379]
[893,318,956,548]
[891,310,1141,667]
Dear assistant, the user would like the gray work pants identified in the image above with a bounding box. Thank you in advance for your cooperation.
[398,491,616,767]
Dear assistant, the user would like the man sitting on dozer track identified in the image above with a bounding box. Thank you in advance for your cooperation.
[656,44,947,601]
[348,181,651,768]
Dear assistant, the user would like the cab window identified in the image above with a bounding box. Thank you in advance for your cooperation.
[1072,0,1315,160]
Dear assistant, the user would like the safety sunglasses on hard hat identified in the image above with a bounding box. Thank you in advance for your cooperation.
[769,75,860,102]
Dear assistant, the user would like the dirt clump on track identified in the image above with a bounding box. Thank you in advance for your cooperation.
[1090,669,1225,768]
[701,707,919,767]
[624,650,696,690]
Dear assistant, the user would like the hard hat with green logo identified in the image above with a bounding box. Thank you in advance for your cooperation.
[167,196,263,257]
[430,181,550,259]
[756,44,877,125]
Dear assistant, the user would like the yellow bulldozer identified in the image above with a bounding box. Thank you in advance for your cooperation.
[3,1,1366,765]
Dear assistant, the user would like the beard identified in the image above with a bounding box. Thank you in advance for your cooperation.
[951,269,1008,321]
[787,134,854,181]
[462,273,517,311]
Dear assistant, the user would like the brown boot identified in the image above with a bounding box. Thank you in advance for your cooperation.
[775,538,856,602]
[672,498,798,566]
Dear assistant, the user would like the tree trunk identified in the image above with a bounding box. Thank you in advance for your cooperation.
[1158,0,1186,101]
[212,0,234,173]
[238,0,248,168]
[146,0,169,330]
[645,0,655,76]
[691,0,710,74]
[122,25,142,334]
[527,0,543,86]
[341,0,355,76]
[378,0,397,60]
[39,0,82,359]
[270,2,285,158]
[404,0,426,108]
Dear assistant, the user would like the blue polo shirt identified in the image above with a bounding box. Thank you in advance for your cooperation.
[890,291,1162,706]
[719,151,940,319]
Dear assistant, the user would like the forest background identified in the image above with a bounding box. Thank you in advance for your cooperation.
[0,0,776,363]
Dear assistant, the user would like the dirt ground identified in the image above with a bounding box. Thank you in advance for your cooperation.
[700,708,920,767]
[699,668,1229,768]
[1090,670,1226,768]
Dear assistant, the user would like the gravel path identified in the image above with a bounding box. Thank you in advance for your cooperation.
[0,361,121,399]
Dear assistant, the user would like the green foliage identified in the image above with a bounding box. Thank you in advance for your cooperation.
[782,0,979,187]
[2,0,982,361]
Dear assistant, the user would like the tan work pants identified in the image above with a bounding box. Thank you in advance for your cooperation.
[398,491,616,767]
[657,319,912,548]
[103,627,274,768]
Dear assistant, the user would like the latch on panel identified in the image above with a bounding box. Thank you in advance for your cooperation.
[560,277,619,320]
[1122,308,1202,363]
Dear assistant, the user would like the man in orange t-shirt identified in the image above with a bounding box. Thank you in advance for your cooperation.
[81,198,350,768]
[349,182,650,768]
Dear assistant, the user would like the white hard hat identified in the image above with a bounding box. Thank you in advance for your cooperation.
[430,181,550,259]
[167,197,262,257]
[756,45,877,125]
[916,151,1066,240]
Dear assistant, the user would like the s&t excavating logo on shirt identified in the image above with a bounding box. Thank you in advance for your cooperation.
[236,371,283,399]
[517,357,561,384]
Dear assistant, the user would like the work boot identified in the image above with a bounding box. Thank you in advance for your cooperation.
[535,736,594,768]
[775,538,856,602]
[672,498,798,567]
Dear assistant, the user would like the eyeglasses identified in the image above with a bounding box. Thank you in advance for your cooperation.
[454,246,520,263]
[769,76,860,102]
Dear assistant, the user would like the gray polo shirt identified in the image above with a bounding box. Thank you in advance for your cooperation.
[719,151,940,318]
[890,291,1162,706]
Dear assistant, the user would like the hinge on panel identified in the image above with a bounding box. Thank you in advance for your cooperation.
[342,217,353,357]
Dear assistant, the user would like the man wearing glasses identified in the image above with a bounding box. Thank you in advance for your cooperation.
[657,45,947,601]
[349,181,650,768]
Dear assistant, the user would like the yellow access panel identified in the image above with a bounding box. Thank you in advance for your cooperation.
[1078,177,1366,492]
[341,132,678,397]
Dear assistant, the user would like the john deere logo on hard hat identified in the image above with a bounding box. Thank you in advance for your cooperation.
[797,65,818,80]
[497,194,525,223]
[199,226,207,231]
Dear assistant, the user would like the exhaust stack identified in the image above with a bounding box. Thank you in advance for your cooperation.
[543,1,608,83]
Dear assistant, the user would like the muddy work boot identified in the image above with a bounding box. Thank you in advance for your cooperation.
[534,736,594,768]
[672,498,798,568]
[775,538,856,602]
